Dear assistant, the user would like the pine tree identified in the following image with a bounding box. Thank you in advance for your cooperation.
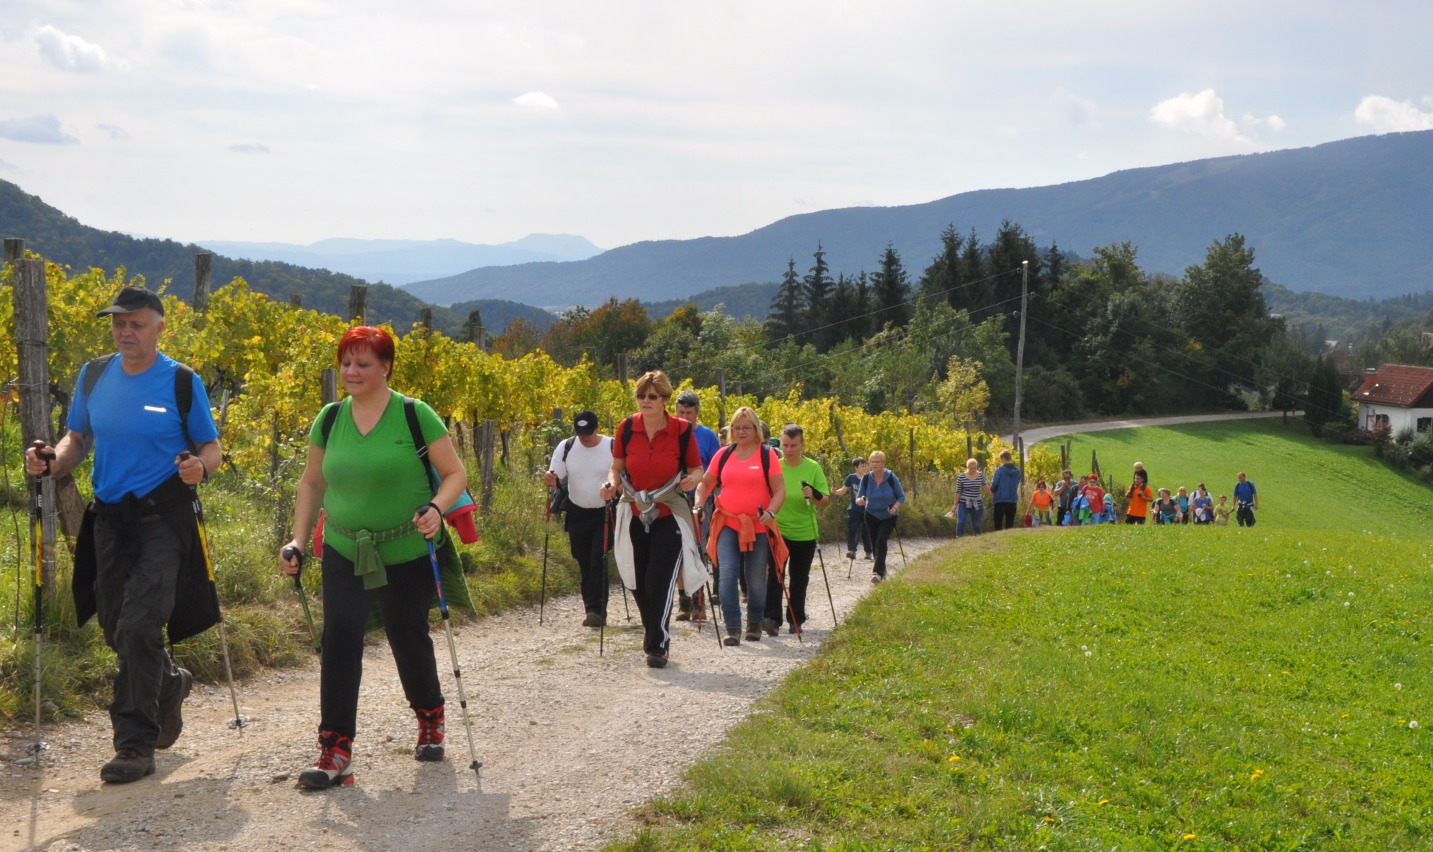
[872,243,911,329]
[765,257,805,344]
[803,244,833,346]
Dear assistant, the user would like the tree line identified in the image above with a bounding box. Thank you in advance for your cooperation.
[517,220,1341,433]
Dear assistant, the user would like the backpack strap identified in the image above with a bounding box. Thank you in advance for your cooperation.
[621,413,694,471]
[560,436,576,462]
[713,443,773,497]
[403,396,437,488]
[82,353,195,449]
[318,399,343,445]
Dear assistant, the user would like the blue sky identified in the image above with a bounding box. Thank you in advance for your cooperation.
[3,1,1431,250]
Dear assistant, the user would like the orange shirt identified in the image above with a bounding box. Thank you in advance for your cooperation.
[1031,489,1053,509]
[1125,484,1153,518]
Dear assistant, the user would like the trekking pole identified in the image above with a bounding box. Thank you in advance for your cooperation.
[27,441,54,761]
[606,499,632,622]
[180,451,248,731]
[688,502,724,650]
[804,491,837,627]
[893,511,908,564]
[418,507,482,778]
[760,506,802,645]
[540,495,551,626]
[849,503,868,579]
[600,503,618,657]
[281,546,321,653]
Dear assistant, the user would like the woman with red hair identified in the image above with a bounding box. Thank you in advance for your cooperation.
[279,326,469,789]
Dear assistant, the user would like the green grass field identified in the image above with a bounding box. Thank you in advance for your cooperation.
[611,418,1433,850]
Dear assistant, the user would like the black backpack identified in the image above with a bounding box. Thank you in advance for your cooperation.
[81,353,196,449]
[618,413,694,472]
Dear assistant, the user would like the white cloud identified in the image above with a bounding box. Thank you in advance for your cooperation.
[0,115,78,144]
[1244,113,1286,133]
[96,124,129,141]
[1050,87,1100,128]
[1149,89,1248,143]
[229,143,270,154]
[34,24,123,73]
[513,91,560,110]
[1354,95,1433,133]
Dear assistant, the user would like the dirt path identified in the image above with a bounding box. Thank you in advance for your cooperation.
[1004,410,1291,447]
[2,538,943,852]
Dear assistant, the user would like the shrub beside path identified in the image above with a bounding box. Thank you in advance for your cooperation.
[3,538,943,852]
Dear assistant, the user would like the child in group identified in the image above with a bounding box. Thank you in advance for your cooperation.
[1175,486,1191,524]
[1191,484,1214,524]
[1213,495,1232,526]
[1154,488,1181,524]
[1030,480,1055,527]
[1081,473,1107,525]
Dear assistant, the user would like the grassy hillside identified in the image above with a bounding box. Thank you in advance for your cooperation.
[612,419,1433,849]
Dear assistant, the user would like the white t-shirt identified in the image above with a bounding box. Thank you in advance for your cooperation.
[549,435,614,509]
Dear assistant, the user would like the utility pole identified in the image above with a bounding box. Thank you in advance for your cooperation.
[1012,260,1029,462]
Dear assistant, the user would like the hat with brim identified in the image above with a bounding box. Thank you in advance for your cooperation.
[574,409,598,436]
[97,286,164,317]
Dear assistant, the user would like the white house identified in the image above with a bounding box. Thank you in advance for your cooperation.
[1353,364,1433,434]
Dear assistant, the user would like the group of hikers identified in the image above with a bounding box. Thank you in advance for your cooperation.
[20,292,916,792]
[19,287,1262,793]
[947,455,1261,530]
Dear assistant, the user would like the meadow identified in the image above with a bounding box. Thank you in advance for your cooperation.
[610,418,1433,849]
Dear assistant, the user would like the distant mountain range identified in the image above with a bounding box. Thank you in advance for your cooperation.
[200,234,603,285]
[0,178,553,339]
[402,130,1433,307]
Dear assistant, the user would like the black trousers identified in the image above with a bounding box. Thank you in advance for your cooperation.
[94,514,189,755]
[565,506,610,616]
[992,502,1018,531]
[628,515,682,657]
[766,537,816,628]
[319,546,443,741]
[864,514,898,577]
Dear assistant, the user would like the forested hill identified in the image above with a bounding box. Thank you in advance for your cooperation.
[403,130,1433,308]
[0,179,472,335]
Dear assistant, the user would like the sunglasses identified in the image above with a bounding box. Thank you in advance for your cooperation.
[637,393,665,401]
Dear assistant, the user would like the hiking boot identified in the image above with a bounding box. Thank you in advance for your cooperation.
[675,592,693,621]
[414,706,445,762]
[646,653,668,668]
[724,629,741,646]
[155,667,194,750]
[760,617,780,637]
[582,611,606,628]
[710,591,721,606]
[298,731,354,789]
[846,550,856,560]
[863,553,874,560]
[744,623,761,642]
[787,623,802,635]
[871,573,883,584]
[100,748,155,784]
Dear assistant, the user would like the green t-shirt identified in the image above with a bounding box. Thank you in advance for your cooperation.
[775,455,829,542]
[311,390,447,566]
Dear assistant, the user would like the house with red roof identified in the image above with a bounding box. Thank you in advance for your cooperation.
[1352,364,1433,434]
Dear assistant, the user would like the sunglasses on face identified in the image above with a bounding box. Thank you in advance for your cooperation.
[637,393,665,401]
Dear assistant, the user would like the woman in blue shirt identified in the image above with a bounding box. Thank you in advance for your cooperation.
[856,450,905,583]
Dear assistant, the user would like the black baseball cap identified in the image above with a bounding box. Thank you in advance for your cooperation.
[97,286,164,317]
[574,410,598,436]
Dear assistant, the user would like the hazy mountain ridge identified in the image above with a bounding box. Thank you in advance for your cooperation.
[199,234,603,284]
[402,131,1433,307]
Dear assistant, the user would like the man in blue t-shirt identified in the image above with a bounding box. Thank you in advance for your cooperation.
[1233,471,1259,527]
[25,286,222,785]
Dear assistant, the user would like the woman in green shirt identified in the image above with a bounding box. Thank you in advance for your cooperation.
[765,424,830,634]
[280,326,469,789]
